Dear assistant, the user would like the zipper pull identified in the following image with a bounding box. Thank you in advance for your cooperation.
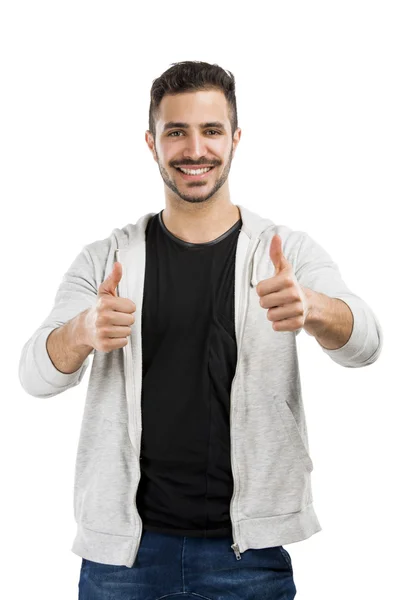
[231,542,242,560]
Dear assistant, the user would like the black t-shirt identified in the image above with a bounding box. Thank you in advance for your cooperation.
[135,209,242,537]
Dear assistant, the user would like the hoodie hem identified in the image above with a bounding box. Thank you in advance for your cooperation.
[71,503,321,567]
[237,501,322,552]
[71,523,138,567]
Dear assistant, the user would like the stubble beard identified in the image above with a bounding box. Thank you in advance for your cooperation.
[156,145,234,205]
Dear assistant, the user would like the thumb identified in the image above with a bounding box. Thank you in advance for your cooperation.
[98,262,123,297]
[270,234,290,275]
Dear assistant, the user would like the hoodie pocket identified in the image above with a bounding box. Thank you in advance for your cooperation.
[74,416,136,534]
[271,394,314,473]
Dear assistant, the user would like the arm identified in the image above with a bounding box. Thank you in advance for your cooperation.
[19,245,98,397]
[46,308,93,374]
[294,232,383,367]
[302,287,354,350]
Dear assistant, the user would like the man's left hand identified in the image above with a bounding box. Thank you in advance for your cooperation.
[255,234,311,332]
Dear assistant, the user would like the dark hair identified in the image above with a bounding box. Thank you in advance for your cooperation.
[148,60,238,140]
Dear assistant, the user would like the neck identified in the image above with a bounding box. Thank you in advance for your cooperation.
[162,200,241,244]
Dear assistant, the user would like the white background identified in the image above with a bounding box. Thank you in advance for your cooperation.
[2,1,398,598]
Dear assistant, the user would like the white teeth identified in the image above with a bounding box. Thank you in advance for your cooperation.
[178,167,212,175]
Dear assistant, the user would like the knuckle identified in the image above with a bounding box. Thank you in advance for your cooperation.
[96,313,106,326]
[99,325,110,337]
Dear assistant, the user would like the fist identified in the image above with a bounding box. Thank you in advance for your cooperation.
[255,234,310,332]
[83,262,136,352]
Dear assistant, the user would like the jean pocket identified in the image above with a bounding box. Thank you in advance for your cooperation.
[278,546,293,572]
[82,558,127,580]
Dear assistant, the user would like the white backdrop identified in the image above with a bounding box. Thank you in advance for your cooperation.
[2,1,398,598]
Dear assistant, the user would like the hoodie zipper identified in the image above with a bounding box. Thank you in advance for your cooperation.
[115,249,143,568]
[229,235,261,560]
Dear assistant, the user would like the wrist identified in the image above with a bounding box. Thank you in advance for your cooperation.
[303,287,326,337]
[73,308,93,350]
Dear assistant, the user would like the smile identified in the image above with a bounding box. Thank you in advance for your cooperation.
[175,166,215,180]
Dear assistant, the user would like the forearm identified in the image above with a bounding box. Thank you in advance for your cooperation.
[46,308,93,374]
[302,287,354,350]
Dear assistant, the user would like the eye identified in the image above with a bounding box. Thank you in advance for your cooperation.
[167,130,221,137]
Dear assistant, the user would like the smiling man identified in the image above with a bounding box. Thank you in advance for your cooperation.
[149,88,237,198]
[19,60,383,600]
[145,84,241,243]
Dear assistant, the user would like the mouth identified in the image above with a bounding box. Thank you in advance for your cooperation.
[174,165,216,181]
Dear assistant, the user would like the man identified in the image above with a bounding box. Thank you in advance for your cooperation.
[19,61,383,599]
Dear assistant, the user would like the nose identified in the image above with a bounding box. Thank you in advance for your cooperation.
[181,133,209,161]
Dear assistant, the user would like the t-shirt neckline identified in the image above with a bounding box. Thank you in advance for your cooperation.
[158,210,242,248]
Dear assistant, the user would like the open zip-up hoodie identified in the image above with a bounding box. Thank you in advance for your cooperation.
[19,204,383,567]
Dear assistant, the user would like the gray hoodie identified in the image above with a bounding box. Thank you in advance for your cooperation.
[18,204,383,567]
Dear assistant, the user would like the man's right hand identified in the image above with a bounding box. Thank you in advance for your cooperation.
[82,262,136,352]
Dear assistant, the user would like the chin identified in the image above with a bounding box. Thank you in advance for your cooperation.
[179,196,210,204]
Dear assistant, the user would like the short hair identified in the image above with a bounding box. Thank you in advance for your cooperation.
[148,60,238,139]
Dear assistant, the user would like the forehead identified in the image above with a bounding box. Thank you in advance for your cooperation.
[157,89,229,129]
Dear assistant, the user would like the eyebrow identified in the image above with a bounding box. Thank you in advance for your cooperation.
[163,121,227,132]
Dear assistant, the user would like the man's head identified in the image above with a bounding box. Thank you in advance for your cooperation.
[145,61,241,205]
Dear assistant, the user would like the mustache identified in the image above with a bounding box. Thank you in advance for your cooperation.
[172,162,219,168]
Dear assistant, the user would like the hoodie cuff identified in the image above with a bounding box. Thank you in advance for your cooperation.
[33,327,90,389]
[317,295,368,363]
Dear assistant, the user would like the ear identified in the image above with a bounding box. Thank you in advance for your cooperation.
[145,130,157,162]
[232,128,242,157]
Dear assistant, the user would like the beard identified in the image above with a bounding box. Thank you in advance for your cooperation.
[155,145,234,204]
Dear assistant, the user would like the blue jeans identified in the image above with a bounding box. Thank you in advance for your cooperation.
[78,529,296,599]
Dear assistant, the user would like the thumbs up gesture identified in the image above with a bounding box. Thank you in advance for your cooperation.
[255,234,310,332]
[82,262,136,352]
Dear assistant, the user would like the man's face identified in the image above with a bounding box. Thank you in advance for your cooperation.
[145,89,241,204]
